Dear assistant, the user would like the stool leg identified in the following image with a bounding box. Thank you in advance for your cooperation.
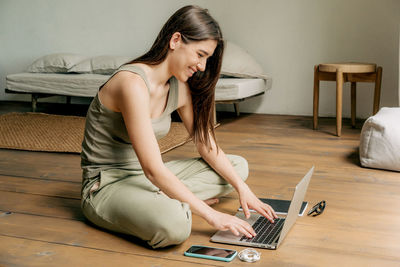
[336,70,343,136]
[313,65,320,130]
[351,82,356,128]
[373,66,382,115]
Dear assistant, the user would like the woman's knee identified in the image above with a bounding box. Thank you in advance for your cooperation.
[228,154,249,181]
[154,219,191,247]
[149,202,192,248]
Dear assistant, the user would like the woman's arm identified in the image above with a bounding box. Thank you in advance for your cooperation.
[115,73,255,238]
[197,132,277,222]
[177,81,277,222]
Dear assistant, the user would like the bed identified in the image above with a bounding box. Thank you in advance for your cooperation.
[6,72,271,115]
[5,41,272,115]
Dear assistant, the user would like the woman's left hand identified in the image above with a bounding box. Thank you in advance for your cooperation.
[238,184,278,222]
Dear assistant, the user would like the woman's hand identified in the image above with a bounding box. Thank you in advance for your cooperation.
[238,184,278,222]
[205,210,256,238]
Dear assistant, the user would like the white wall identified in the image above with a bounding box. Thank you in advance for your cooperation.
[1,0,399,117]
[210,0,400,117]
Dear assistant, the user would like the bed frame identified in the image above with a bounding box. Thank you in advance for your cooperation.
[5,88,264,115]
[5,89,73,112]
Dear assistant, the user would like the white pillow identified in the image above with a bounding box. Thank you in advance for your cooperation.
[27,53,88,73]
[221,41,269,79]
[69,55,132,74]
[359,107,400,172]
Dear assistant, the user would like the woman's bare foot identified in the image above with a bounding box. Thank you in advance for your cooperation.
[90,181,100,193]
[204,198,219,206]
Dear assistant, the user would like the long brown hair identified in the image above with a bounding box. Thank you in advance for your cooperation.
[128,5,224,150]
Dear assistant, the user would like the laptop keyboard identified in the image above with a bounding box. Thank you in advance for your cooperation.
[240,217,285,245]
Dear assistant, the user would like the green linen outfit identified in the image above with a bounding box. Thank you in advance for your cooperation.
[80,65,249,248]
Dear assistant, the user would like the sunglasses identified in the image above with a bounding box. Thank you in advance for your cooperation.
[307,200,326,216]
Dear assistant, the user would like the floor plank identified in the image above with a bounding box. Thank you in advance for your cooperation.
[0,149,81,182]
[0,235,217,267]
[0,191,83,220]
[0,174,80,199]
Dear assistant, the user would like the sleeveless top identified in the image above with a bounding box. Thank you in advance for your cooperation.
[80,64,179,181]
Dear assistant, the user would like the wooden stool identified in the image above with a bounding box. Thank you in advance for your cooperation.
[313,62,382,136]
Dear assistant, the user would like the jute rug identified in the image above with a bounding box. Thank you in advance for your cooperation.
[0,112,191,154]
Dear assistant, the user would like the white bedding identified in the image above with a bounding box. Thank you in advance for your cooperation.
[6,73,108,97]
[6,73,271,102]
[215,78,270,101]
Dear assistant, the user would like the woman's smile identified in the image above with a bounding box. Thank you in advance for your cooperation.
[188,66,197,77]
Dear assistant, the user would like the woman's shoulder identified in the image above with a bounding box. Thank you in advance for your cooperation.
[101,68,149,105]
[108,67,147,90]
[120,62,148,72]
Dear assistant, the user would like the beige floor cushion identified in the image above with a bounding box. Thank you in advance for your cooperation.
[359,107,400,172]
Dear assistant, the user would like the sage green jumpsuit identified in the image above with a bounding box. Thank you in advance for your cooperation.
[80,65,248,248]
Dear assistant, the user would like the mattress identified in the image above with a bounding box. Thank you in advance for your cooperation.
[6,73,109,97]
[6,73,271,101]
[215,78,270,101]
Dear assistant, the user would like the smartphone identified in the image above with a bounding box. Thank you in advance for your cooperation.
[184,245,237,262]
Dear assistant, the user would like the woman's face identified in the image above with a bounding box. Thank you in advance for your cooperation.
[169,35,217,82]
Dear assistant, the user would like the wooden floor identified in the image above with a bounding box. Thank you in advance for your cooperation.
[1,102,400,266]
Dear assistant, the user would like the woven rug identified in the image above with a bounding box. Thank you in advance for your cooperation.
[0,112,190,154]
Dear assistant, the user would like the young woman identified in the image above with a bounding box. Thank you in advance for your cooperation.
[80,5,277,248]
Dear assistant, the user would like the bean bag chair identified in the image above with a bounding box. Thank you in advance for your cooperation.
[359,107,400,172]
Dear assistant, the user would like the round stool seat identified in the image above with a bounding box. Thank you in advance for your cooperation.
[319,62,376,73]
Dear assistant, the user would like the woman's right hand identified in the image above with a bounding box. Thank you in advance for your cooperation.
[206,210,256,239]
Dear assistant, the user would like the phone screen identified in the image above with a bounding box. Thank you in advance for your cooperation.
[186,246,236,258]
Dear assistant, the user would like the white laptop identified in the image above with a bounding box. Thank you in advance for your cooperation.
[210,166,314,250]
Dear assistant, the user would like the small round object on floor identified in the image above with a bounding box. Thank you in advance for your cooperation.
[238,248,261,262]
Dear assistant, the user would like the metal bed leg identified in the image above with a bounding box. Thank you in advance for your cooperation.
[234,103,240,116]
[32,94,38,112]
